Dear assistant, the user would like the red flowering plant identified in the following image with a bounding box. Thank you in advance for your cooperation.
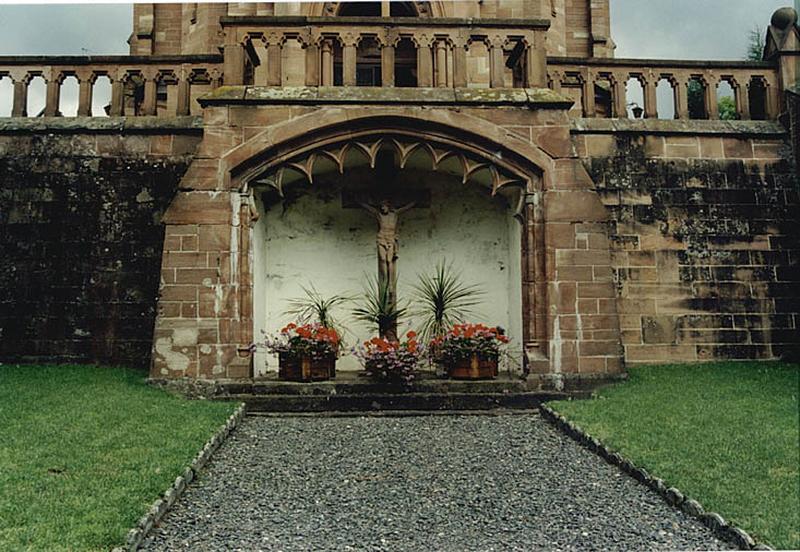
[261,322,342,359]
[354,331,423,385]
[430,323,510,365]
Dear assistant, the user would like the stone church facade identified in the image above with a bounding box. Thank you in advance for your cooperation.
[0,2,797,388]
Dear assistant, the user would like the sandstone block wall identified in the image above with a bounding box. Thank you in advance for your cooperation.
[574,123,800,364]
[0,119,201,369]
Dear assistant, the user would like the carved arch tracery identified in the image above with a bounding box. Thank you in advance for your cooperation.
[241,130,537,219]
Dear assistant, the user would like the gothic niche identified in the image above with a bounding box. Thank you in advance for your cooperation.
[248,136,527,376]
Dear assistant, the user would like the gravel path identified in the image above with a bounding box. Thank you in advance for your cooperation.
[143,413,730,551]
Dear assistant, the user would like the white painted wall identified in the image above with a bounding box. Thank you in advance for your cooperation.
[252,173,523,375]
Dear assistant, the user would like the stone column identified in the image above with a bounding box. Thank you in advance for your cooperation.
[11,76,27,117]
[381,38,395,87]
[706,79,719,120]
[320,39,333,86]
[612,75,627,118]
[488,36,505,89]
[342,33,358,86]
[176,66,191,116]
[305,41,320,86]
[736,82,749,120]
[109,72,125,116]
[264,33,283,87]
[674,79,689,120]
[581,70,595,117]
[452,36,468,88]
[434,39,448,88]
[550,71,563,95]
[223,42,246,86]
[643,75,658,119]
[76,70,93,117]
[415,34,434,87]
[44,71,61,117]
[141,69,158,116]
[526,31,547,88]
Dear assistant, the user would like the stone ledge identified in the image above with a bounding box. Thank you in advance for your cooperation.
[571,118,787,137]
[0,116,204,134]
[200,86,574,109]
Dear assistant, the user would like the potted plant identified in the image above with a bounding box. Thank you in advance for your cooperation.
[432,323,509,380]
[412,261,484,376]
[354,331,423,385]
[284,285,350,378]
[263,322,341,382]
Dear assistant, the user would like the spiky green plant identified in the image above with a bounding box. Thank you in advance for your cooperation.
[284,285,350,340]
[352,274,407,340]
[412,261,484,343]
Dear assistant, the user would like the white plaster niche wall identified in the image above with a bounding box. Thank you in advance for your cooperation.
[252,171,523,376]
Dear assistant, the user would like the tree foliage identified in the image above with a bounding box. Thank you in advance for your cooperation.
[747,26,765,61]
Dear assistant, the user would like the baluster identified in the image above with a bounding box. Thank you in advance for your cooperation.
[176,66,191,116]
[434,39,448,88]
[452,35,468,88]
[342,33,358,86]
[488,35,505,88]
[643,73,658,119]
[320,39,333,86]
[581,69,595,117]
[11,72,28,117]
[415,34,434,87]
[44,69,61,117]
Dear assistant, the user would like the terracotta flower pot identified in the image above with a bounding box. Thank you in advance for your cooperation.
[447,353,498,380]
[278,352,335,382]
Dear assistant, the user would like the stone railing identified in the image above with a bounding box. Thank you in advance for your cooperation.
[219,16,549,89]
[0,55,222,117]
[548,57,781,121]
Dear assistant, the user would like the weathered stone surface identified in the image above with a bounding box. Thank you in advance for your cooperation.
[0,133,194,369]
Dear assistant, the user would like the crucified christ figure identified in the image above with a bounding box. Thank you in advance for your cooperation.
[359,199,415,290]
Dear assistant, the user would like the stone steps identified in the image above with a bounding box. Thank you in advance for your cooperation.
[230,390,571,413]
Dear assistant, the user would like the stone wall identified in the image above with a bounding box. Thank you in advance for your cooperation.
[0,118,202,369]
[574,120,800,364]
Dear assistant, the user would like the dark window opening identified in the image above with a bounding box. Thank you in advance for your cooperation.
[395,37,417,87]
[338,2,381,16]
[749,77,768,120]
[687,78,707,119]
[357,37,382,86]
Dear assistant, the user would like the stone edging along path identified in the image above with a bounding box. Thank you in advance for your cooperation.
[539,403,770,551]
[112,403,247,552]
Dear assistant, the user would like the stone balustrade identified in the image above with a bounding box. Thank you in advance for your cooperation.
[219,16,549,89]
[0,55,222,117]
[548,57,780,121]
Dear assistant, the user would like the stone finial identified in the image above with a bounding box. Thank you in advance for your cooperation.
[771,7,798,31]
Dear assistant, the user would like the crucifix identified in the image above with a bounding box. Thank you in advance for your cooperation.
[342,150,430,341]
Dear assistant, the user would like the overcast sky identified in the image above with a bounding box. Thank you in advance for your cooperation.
[0,0,787,58]
[0,0,790,117]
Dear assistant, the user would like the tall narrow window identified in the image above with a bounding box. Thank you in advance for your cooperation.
[357,37,382,86]
[395,37,417,87]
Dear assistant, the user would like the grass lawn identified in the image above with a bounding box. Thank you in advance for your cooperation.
[0,364,237,551]
[550,361,800,550]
